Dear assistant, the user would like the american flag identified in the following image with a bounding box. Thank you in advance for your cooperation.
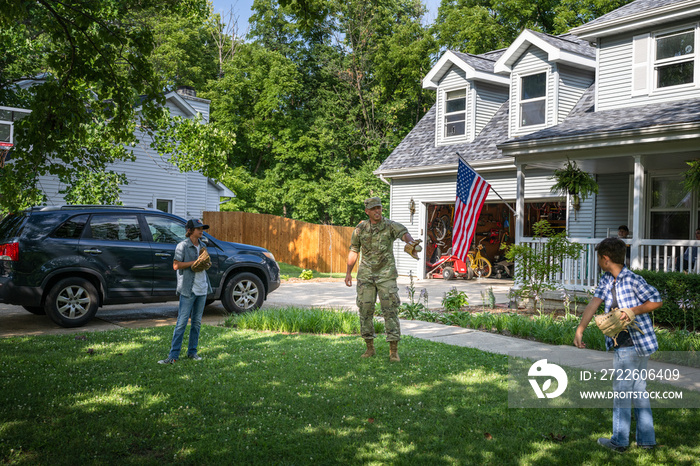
[452,159,490,263]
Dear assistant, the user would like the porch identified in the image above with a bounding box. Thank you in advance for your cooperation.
[520,237,700,291]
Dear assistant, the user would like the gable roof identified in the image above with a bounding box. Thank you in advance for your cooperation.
[376,100,511,173]
[572,0,699,40]
[494,29,596,73]
[423,50,510,90]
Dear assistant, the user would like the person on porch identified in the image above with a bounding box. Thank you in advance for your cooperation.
[678,228,700,271]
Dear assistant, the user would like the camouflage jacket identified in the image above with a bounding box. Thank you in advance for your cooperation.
[350,217,408,281]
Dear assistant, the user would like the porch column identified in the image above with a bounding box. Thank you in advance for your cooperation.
[631,156,645,269]
[515,163,526,243]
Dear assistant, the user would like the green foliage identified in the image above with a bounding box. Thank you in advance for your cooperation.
[433,0,634,53]
[398,271,428,319]
[634,270,700,331]
[224,306,384,334]
[682,159,700,194]
[209,0,435,225]
[299,269,313,280]
[502,220,584,312]
[480,287,496,309]
[441,287,469,312]
[549,159,599,207]
[0,0,223,213]
[59,171,128,205]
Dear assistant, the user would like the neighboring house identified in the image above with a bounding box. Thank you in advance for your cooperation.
[377,0,700,288]
[23,86,234,219]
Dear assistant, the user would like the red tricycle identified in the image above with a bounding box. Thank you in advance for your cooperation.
[426,253,474,280]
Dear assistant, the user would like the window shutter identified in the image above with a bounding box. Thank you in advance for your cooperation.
[632,33,651,96]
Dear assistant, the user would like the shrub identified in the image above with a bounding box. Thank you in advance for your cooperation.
[502,220,584,313]
[634,270,700,331]
[299,269,313,280]
[442,287,468,312]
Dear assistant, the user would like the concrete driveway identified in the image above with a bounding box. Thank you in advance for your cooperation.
[0,276,513,338]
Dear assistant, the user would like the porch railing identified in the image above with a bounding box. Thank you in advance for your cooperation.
[517,237,700,291]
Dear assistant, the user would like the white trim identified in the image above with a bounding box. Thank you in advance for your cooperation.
[442,87,468,140]
[650,23,697,93]
[572,1,700,41]
[423,51,510,89]
[374,160,516,178]
[553,66,561,125]
[517,70,549,131]
[493,30,596,74]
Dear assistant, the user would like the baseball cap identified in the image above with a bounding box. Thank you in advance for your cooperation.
[186,218,209,230]
[364,197,382,210]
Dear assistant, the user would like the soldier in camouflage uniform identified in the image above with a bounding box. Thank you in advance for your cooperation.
[345,197,419,362]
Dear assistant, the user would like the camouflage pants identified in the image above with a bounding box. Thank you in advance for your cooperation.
[356,278,401,341]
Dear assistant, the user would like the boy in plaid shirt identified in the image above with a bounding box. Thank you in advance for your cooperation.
[573,237,662,452]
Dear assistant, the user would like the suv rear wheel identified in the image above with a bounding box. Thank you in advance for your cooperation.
[222,272,264,314]
[45,277,99,327]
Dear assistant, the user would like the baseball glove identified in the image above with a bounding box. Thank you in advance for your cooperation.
[594,308,644,345]
[191,247,211,273]
[404,239,423,260]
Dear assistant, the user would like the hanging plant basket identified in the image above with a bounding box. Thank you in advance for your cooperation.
[549,159,598,211]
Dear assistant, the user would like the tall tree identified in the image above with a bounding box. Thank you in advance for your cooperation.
[433,0,634,54]
[0,0,230,212]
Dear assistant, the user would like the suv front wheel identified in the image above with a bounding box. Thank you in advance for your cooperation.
[45,277,99,327]
[222,272,264,314]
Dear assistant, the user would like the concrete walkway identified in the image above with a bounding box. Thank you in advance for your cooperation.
[401,319,700,394]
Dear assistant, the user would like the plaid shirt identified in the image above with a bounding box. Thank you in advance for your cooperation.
[594,267,661,356]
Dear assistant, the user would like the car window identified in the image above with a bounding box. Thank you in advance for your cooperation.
[52,214,89,239]
[0,212,27,240]
[145,215,185,244]
[88,215,142,242]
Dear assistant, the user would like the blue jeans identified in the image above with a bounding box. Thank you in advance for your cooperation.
[168,294,206,359]
[611,346,656,447]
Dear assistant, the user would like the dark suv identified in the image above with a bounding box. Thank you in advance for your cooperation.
[0,206,280,327]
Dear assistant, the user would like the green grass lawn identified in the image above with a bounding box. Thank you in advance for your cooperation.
[2,323,699,465]
[279,262,351,280]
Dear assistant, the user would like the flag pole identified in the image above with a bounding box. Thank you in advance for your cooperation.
[456,152,517,217]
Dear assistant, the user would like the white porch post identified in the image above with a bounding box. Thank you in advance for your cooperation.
[515,163,526,243]
[631,156,645,269]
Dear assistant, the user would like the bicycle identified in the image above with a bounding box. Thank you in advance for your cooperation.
[466,237,492,278]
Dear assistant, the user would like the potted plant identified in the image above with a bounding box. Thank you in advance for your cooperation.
[549,159,598,210]
[683,159,700,194]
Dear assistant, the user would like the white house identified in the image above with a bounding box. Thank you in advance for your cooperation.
[31,86,234,219]
[377,0,700,288]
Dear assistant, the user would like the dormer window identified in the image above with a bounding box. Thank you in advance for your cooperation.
[655,28,695,89]
[520,72,546,127]
[444,89,466,137]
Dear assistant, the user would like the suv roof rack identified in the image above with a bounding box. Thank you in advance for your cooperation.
[33,205,150,212]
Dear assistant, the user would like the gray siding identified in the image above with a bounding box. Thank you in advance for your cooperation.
[474,82,509,136]
[568,195,595,238]
[594,173,630,237]
[436,66,472,145]
[36,97,225,218]
[557,64,595,123]
[388,168,562,276]
[597,22,700,111]
[509,46,554,138]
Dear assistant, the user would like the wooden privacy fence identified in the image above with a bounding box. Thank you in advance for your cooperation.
[203,211,354,274]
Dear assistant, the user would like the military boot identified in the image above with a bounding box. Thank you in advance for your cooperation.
[389,341,400,362]
[361,339,375,358]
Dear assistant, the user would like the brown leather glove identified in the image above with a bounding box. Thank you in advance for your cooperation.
[404,239,423,260]
[191,247,211,272]
[594,308,643,346]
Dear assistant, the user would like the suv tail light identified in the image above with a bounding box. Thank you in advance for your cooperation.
[0,242,19,261]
